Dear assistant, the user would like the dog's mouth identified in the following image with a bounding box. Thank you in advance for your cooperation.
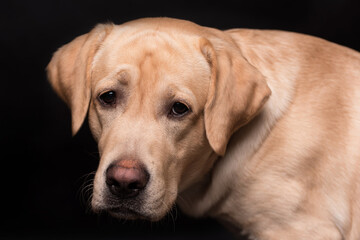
[106,206,148,220]
[93,196,173,222]
[95,195,160,220]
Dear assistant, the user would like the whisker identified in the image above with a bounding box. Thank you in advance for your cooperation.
[76,171,96,213]
[154,192,179,232]
[168,204,177,232]
[175,194,192,210]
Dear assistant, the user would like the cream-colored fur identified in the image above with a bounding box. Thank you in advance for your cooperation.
[47,18,360,239]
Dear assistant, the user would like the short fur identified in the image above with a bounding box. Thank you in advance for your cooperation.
[47,18,360,239]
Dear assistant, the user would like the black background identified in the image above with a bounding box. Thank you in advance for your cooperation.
[1,0,359,239]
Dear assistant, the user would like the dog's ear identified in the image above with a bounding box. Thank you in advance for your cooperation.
[47,24,113,135]
[200,37,271,156]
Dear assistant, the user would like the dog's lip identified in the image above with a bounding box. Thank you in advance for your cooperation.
[106,206,148,219]
[108,206,138,214]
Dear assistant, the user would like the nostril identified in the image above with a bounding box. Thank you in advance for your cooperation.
[105,177,117,187]
[128,181,140,190]
[105,160,149,199]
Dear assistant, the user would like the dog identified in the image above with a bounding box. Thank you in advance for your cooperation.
[47,17,360,239]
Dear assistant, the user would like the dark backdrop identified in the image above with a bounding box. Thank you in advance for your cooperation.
[1,0,359,239]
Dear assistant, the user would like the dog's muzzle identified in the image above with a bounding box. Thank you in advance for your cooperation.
[105,159,149,199]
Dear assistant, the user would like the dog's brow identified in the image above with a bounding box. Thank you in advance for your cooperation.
[165,85,197,106]
[116,71,130,86]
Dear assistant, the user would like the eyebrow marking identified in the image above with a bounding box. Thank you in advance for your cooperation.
[117,70,130,86]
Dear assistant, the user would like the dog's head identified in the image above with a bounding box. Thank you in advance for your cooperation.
[47,18,270,221]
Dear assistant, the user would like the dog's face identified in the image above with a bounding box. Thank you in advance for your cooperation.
[47,18,270,221]
[88,27,216,220]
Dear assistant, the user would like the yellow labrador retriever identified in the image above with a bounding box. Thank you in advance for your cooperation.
[47,18,360,239]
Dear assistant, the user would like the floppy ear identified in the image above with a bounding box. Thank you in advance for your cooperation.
[47,24,113,135]
[201,37,271,156]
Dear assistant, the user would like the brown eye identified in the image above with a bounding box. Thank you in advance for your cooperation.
[170,102,189,117]
[99,91,116,106]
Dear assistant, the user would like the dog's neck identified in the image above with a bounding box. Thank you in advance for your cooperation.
[176,106,285,239]
[177,108,274,216]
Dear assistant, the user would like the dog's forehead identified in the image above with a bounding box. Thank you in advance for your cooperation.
[91,26,210,100]
[93,26,201,72]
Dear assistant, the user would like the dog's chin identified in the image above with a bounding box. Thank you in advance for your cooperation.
[110,208,166,222]
[92,200,172,222]
[100,206,169,222]
[107,207,150,220]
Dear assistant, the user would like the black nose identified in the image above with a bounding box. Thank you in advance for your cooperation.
[105,160,149,199]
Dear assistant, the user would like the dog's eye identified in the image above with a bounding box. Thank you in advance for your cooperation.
[170,102,189,117]
[99,91,116,106]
